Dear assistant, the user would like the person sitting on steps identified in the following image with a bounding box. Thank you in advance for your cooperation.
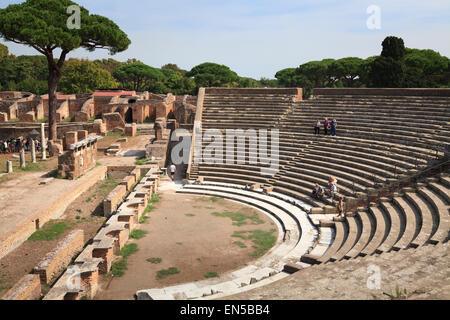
[312,183,324,200]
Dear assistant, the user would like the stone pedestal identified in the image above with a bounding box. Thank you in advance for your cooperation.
[19,150,26,169]
[125,123,137,137]
[6,160,13,173]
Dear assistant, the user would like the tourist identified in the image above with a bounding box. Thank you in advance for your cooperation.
[312,183,324,200]
[324,118,329,135]
[329,183,338,199]
[314,120,321,136]
[169,163,176,181]
[330,119,337,136]
[337,196,345,217]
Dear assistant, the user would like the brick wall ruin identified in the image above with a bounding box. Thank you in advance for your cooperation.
[0,90,197,127]
[57,136,102,180]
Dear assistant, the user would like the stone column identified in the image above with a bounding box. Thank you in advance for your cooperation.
[19,150,26,169]
[40,123,47,160]
[6,160,13,173]
[31,139,37,163]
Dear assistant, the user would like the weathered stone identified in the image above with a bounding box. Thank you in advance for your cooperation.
[40,123,47,160]
[31,139,37,163]
[19,150,26,169]
[6,160,13,173]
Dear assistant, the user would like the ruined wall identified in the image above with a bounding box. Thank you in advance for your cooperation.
[1,274,41,300]
[102,112,125,131]
[33,230,84,284]
[58,136,100,180]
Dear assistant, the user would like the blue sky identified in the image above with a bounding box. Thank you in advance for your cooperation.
[1,0,449,79]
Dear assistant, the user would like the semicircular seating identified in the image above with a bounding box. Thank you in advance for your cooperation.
[183,88,450,299]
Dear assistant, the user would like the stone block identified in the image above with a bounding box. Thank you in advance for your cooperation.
[125,123,137,137]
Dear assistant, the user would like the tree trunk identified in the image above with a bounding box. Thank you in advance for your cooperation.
[47,69,61,141]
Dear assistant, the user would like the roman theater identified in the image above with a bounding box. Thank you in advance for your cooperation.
[0,87,448,301]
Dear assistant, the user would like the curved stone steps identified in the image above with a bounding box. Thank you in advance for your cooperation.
[330,215,359,261]
[377,199,403,252]
[302,155,392,181]
[276,172,358,197]
[405,192,435,247]
[428,182,450,205]
[290,160,377,188]
[317,221,347,263]
[417,186,450,244]
[345,209,373,259]
[273,182,329,208]
[277,132,439,161]
[309,144,416,170]
[391,196,419,250]
[360,204,388,256]
[279,167,366,195]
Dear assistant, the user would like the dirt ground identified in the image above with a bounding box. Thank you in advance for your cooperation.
[94,184,278,300]
[0,132,151,297]
[0,177,121,296]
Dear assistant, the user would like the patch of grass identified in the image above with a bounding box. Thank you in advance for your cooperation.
[107,131,123,137]
[195,197,209,202]
[209,196,219,202]
[232,230,248,240]
[204,272,219,279]
[135,157,149,165]
[16,162,44,172]
[192,205,202,209]
[248,230,277,258]
[233,241,247,248]
[28,222,71,242]
[146,257,162,264]
[149,194,160,204]
[211,211,265,227]
[110,243,139,277]
[129,229,148,239]
[139,213,150,224]
[185,213,196,217]
[176,242,183,246]
[156,267,180,280]
[75,216,81,220]
[231,229,276,258]
[120,243,139,258]
[205,206,215,210]
[86,197,92,202]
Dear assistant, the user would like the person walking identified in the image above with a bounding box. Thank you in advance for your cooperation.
[314,120,321,136]
[324,118,329,136]
[169,163,176,181]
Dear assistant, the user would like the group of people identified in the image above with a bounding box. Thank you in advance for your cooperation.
[312,176,339,200]
[311,176,345,217]
[314,118,337,136]
[0,137,41,154]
